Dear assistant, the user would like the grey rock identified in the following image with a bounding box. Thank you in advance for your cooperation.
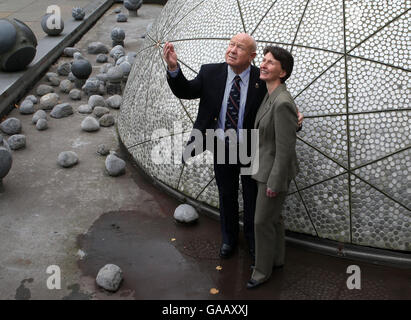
[96,264,123,292]
[19,100,35,114]
[100,63,113,74]
[69,89,82,100]
[107,66,123,83]
[88,95,106,109]
[71,59,92,79]
[96,73,108,83]
[97,144,109,156]
[0,147,12,182]
[59,79,74,93]
[36,118,48,131]
[88,42,109,54]
[25,95,38,104]
[73,52,86,61]
[114,8,122,14]
[81,116,100,132]
[106,95,122,109]
[46,72,59,81]
[36,84,54,96]
[99,114,115,127]
[105,152,125,176]
[116,14,127,22]
[111,28,125,42]
[7,134,26,150]
[119,61,131,77]
[63,47,80,57]
[68,72,76,82]
[115,56,126,66]
[72,7,85,21]
[40,93,59,110]
[58,151,79,168]
[57,62,71,76]
[0,135,11,153]
[82,78,100,96]
[32,110,47,124]
[109,45,125,62]
[126,52,137,65]
[49,76,61,87]
[1,118,22,135]
[174,204,199,223]
[93,106,110,118]
[96,54,108,63]
[78,104,92,114]
[50,103,73,119]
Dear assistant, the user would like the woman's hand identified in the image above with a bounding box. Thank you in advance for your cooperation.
[266,187,278,198]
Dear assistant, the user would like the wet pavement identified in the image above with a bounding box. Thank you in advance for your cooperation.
[0,1,410,300]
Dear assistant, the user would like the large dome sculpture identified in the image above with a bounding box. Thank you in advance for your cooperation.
[119,0,410,252]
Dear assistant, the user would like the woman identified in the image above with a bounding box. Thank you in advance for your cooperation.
[247,46,299,289]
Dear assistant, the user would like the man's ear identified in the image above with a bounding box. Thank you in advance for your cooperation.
[250,52,257,62]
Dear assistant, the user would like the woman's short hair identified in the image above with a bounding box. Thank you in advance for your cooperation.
[263,46,294,83]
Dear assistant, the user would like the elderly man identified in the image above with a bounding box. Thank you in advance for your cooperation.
[163,33,302,261]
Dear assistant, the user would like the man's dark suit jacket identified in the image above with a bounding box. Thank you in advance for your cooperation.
[166,62,267,159]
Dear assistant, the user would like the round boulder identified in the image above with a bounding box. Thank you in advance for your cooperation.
[58,151,79,168]
[96,264,123,292]
[7,134,26,150]
[81,116,100,132]
[105,152,125,176]
[36,118,48,131]
[32,110,47,124]
[19,100,35,115]
[99,114,115,127]
[93,106,110,118]
[88,95,106,109]
[40,93,59,110]
[50,103,73,119]
[36,84,54,96]
[0,118,21,135]
[106,95,122,109]
[174,204,199,223]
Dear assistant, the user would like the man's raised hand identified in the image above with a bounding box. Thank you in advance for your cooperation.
[163,42,178,71]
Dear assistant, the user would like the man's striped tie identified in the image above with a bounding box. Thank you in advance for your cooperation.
[224,75,241,131]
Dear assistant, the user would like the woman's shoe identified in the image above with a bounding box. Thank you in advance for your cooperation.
[246,278,268,289]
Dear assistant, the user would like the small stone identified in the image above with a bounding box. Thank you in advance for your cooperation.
[88,42,109,54]
[72,59,92,80]
[98,83,106,96]
[19,100,35,115]
[72,7,85,21]
[174,204,199,223]
[93,107,110,118]
[50,103,73,119]
[96,264,123,292]
[57,62,72,76]
[88,95,106,109]
[107,66,123,83]
[111,28,125,42]
[115,56,126,66]
[7,134,26,150]
[36,118,48,131]
[0,147,12,182]
[82,78,100,96]
[105,152,125,176]
[114,8,121,14]
[96,54,108,63]
[119,61,131,77]
[36,84,54,96]
[116,14,127,22]
[25,95,38,104]
[81,116,100,132]
[49,76,61,87]
[109,45,125,62]
[32,110,47,124]
[97,144,109,156]
[59,79,74,93]
[78,104,93,114]
[99,114,115,127]
[69,89,82,100]
[46,72,59,81]
[96,73,108,83]
[100,63,113,74]
[0,118,22,135]
[58,151,79,168]
[73,52,86,61]
[40,93,59,110]
[68,72,77,82]
[0,135,11,153]
[63,47,80,57]
[106,95,122,109]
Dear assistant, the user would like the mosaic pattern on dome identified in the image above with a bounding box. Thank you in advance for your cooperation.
[119,0,411,251]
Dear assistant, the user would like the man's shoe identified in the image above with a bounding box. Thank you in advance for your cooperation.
[246,278,267,289]
[219,243,235,258]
